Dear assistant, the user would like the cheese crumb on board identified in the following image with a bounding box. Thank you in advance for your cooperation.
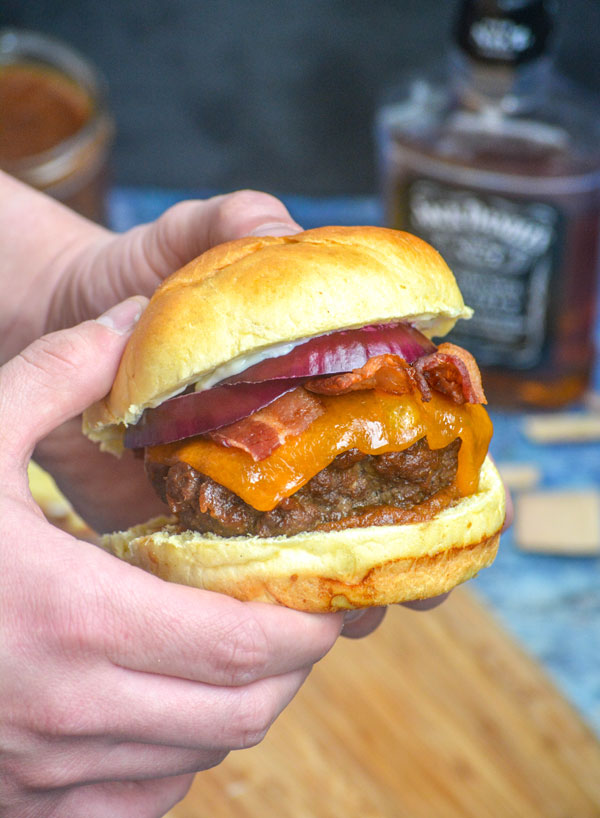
[523,412,600,444]
[515,489,600,555]
[496,462,541,493]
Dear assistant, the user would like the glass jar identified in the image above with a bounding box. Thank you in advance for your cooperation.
[0,28,114,224]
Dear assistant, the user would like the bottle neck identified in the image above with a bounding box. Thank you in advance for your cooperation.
[455,0,555,66]
[449,47,554,114]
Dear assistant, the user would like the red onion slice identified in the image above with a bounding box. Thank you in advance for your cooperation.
[124,379,300,449]
[223,323,435,384]
[124,322,437,449]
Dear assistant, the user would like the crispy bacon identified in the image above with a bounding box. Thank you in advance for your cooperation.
[414,343,487,405]
[306,347,487,405]
[209,388,324,461]
[306,354,420,396]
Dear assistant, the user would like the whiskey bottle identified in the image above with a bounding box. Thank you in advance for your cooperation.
[376,0,600,408]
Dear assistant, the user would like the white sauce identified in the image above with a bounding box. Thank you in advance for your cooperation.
[193,336,314,392]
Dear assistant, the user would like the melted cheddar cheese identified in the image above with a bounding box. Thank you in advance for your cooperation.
[147,390,492,512]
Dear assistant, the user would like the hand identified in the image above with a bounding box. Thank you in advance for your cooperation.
[0,172,302,364]
[7,183,300,532]
[47,188,303,336]
[0,302,349,817]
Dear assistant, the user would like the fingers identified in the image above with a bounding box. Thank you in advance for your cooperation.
[26,660,311,754]
[3,524,331,813]
[98,570,342,685]
[340,596,452,635]
[341,607,387,638]
[145,189,302,270]
[86,744,225,784]
[401,592,451,611]
[45,774,194,818]
[17,738,224,791]
[90,190,302,309]
[0,298,145,469]
[108,665,311,750]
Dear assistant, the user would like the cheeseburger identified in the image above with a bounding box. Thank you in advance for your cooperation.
[83,226,505,611]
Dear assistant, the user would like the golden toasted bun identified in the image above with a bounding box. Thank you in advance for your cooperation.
[83,226,471,453]
[99,456,504,612]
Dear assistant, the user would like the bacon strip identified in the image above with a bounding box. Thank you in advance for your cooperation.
[210,388,324,461]
[306,348,487,405]
[305,354,419,396]
[414,343,487,405]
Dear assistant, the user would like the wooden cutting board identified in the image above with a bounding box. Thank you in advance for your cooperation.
[167,588,600,818]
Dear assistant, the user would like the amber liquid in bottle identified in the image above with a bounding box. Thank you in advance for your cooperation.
[376,1,600,409]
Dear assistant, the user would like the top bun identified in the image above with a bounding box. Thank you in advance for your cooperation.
[83,226,471,451]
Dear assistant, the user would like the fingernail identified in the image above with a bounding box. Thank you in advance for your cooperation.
[249,221,303,237]
[96,296,148,334]
[343,610,366,624]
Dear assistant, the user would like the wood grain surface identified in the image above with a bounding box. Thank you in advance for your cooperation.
[167,588,600,818]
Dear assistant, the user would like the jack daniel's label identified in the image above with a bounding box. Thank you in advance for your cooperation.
[405,179,562,368]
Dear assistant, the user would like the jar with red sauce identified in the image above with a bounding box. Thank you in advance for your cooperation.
[0,28,114,224]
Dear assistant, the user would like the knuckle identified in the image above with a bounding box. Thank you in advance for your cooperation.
[221,187,277,211]
[203,749,229,772]
[45,576,104,660]
[29,757,88,794]
[3,701,97,792]
[33,687,97,740]
[162,198,196,221]
[155,200,196,244]
[0,753,47,796]
[212,612,271,685]
[7,754,74,793]
[19,332,87,382]
[228,690,274,749]
[215,189,290,227]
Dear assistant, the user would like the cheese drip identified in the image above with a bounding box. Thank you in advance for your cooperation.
[147,390,492,512]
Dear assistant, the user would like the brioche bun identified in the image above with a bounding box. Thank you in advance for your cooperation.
[83,225,503,611]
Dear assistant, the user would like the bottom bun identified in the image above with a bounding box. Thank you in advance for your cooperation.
[102,456,505,612]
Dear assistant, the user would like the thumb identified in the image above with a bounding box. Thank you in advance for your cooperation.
[0,297,146,471]
[97,190,303,302]
[143,189,303,274]
[66,191,302,326]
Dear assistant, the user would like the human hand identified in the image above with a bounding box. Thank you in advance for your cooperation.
[0,301,351,818]
[47,187,302,336]
[0,171,301,362]
[12,184,301,532]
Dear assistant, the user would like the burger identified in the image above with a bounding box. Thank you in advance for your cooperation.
[83,226,505,612]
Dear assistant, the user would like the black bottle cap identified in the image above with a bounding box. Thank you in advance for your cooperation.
[455,0,555,66]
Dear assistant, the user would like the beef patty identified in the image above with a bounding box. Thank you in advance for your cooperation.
[146,437,461,538]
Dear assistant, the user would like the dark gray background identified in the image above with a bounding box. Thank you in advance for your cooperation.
[2,0,599,195]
